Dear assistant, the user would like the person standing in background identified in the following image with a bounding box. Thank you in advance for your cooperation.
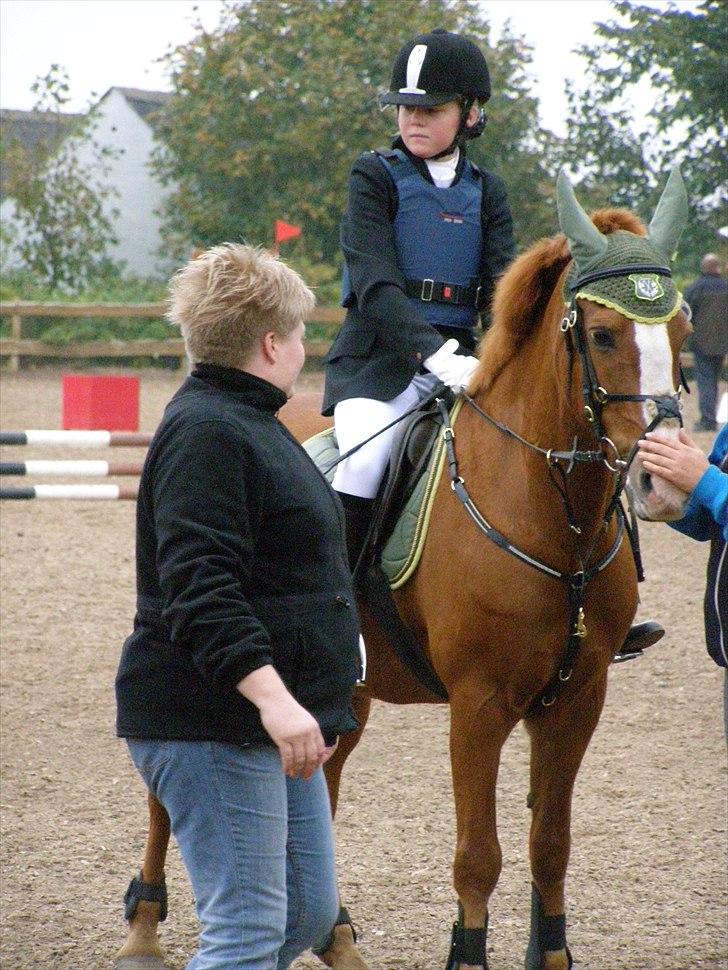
[684,253,728,433]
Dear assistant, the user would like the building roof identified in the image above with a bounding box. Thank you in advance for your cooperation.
[101,87,171,127]
[1,107,83,153]
[0,108,84,198]
[0,88,172,198]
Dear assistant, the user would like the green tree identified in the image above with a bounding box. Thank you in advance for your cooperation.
[155,0,558,266]
[563,0,727,273]
[0,65,120,291]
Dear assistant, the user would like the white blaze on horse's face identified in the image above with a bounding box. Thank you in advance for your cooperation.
[626,322,688,522]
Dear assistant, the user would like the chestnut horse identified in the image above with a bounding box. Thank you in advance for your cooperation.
[116,170,691,970]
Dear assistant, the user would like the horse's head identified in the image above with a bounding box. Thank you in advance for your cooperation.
[557,169,692,522]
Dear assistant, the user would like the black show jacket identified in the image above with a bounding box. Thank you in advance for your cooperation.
[322,139,516,415]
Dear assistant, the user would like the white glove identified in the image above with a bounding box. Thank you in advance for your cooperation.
[423,338,479,393]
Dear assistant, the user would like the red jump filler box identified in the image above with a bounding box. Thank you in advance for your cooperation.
[62,375,140,431]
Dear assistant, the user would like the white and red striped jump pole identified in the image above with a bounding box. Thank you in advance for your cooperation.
[0,484,139,500]
[0,430,152,447]
[1,460,144,477]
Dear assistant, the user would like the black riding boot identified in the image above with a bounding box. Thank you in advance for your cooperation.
[338,491,375,574]
[613,620,665,663]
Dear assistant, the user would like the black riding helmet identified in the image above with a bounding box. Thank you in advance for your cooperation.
[381,28,491,107]
[379,29,490,155]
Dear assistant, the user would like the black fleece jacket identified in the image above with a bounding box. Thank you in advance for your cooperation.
[116,365,361,745]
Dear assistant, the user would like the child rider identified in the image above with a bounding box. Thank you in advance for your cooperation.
[323,28,516,565]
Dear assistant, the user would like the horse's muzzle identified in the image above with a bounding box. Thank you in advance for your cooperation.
[626,432,689,522]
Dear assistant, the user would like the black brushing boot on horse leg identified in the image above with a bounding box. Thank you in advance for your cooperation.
[525,885,572,970]
[444,904,488,969]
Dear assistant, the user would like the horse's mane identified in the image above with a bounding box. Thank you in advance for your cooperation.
[473,208,647,391]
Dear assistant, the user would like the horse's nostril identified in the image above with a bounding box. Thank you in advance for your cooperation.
[640,471,652,493]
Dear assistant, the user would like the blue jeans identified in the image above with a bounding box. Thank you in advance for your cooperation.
[127,739,339,970]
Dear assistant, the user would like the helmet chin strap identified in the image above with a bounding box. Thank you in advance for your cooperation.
[426,99,484,160]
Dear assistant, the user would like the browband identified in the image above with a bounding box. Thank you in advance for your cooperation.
[569,264,671,293]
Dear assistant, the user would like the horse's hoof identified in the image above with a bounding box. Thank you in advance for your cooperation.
[541,950,572,970]
[316,922,371,969]
[113,958,168,970]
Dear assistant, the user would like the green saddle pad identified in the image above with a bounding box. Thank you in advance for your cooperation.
[303,403,458,589]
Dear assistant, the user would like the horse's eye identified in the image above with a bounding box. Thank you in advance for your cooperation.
[591,329,615,350]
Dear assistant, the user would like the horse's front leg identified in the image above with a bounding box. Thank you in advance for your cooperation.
[523,672,607,970]
[324,687,371,816]
[446,689,518,970]
[114,792,170,969]
[316,688,372,970]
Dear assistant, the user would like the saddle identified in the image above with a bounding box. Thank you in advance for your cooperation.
[305,395,457,585]
[304,395,459,699]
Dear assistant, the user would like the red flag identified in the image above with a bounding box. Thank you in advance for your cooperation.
[274,220,302,245]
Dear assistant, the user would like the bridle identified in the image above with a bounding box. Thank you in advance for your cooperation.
[440,261,685,709]
[563,263,684,471]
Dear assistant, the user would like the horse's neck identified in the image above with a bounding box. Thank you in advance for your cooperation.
[466,324,613,544]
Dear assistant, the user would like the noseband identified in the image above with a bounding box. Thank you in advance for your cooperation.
[563,262,683,472]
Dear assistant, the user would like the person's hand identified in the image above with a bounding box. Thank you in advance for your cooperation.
[423,338,479,394]
[258,696,328,780]
[236,665,327,779]
[638,428,710,494]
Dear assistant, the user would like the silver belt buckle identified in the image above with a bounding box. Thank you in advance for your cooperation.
[421,279,434,302]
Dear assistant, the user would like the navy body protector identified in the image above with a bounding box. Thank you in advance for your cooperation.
[342,148,484,331]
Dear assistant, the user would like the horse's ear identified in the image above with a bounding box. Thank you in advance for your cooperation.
[648,167,688,261]
[556,169,608,269]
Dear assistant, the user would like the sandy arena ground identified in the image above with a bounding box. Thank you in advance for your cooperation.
[0,367,726,970]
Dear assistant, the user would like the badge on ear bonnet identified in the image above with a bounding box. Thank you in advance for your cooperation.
[557,168,689,324]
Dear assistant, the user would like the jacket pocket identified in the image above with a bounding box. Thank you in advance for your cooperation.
[267,628,304,695]
[296,602,360,695]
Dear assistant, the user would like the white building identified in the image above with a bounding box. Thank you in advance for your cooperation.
[1,87,176,279]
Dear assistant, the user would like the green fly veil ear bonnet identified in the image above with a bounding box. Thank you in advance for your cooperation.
[557,168,689,324]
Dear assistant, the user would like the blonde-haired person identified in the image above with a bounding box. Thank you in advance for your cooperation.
[116,244,362,969]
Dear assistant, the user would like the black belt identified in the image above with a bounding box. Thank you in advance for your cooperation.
[405,278,485,310]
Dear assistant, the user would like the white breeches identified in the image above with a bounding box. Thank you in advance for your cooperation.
[332,372,439,498]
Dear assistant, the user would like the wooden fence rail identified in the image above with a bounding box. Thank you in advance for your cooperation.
[0,301,344,369]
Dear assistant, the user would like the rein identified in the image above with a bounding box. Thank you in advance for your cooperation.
[321,384,447,478]
[437,396,626,709]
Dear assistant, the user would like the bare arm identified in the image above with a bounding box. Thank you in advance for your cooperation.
[637,428,710,493]
[237,665,334,780]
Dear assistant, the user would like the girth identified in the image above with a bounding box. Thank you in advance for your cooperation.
[355,398,450,701]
